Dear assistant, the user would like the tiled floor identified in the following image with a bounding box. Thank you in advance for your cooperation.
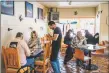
[56,53,109,73]
[36,52,109,73]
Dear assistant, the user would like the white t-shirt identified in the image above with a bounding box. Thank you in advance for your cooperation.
[7,38,31,66]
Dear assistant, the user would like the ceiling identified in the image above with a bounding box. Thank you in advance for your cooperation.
[39,2,107,8]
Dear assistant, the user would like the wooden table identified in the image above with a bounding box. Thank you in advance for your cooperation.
[83,44,106,70]
[28,49,44,58]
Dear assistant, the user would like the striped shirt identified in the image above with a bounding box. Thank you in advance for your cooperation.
[28,37,41,52]
[71,36,87,49]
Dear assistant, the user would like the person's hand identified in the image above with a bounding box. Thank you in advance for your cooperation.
[33,46,36,49]
[81,38,87,42]
[30,50,34,55]
[48,33,52,37]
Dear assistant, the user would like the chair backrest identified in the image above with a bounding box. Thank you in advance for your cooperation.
[2,46,21,69]
[74,48,84,61]
[17,66,35,73]
[41,35,51,61]
[104,41,109,46]
[39,34,52,62]
[95,49,104,54]
[44,40,51,59]
[99,41,105,46]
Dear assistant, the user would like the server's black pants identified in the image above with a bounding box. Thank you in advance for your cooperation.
[64,45,74,64]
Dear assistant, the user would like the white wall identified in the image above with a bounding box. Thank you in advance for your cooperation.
[95,4,101,33]
[99,3,109,41]
[56,7,96,18]
[1,2,47,73]
[1,2,47,46]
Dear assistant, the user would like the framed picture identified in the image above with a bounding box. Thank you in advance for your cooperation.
[25,1,33,18]
[51,12,59,23]
[1,1,14,16]
[37,8,43,19]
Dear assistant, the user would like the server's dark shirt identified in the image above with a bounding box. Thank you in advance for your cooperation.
[50,27,62,61]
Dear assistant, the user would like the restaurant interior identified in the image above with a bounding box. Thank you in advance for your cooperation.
[1,0,109,73]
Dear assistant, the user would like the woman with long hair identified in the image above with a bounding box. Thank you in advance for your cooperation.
[28,31,41,52]
[64,29,74,65]
[85,30,94,44]
[73,31,89,66]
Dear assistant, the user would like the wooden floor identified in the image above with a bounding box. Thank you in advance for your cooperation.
[49,53,109,73]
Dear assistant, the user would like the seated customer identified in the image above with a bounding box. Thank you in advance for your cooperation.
[64,29,74,65]
[28,31,42,52]
[85,30,94,44]
[93,33,99,45]
[72,31,89,66]
[7,32,33,67]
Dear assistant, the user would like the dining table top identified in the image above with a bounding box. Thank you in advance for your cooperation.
[27,49,43,58]
[85,44,106,51]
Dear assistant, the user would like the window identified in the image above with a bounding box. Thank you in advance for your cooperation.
[59,18,95,36]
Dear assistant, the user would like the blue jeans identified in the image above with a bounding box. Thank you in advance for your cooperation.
[51,59,61,73]
[22,58,34,68]
[80,48,89,56]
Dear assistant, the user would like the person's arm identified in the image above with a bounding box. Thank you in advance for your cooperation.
[77,43,87,49]
[50,27,61,41]
[50,34,59,41]
[28,39,32,47]
[83,38,87,45]
[37,38,42,49]
[28,39,31,45]
[21,40,31,56]
[71,37,78,48]
[28,39,36,48]
[77,38,87,48]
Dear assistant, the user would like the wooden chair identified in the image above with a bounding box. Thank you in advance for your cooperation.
[40,37,45,49]
[35,35,51,73]
[2,46,21,73]
[2,46,34,73]
[17,66,35,73]
[74,48,91,62]
[99,41,105,46]
[61,43,68,54]
[104,41,109,54]
[46,34,52,58]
